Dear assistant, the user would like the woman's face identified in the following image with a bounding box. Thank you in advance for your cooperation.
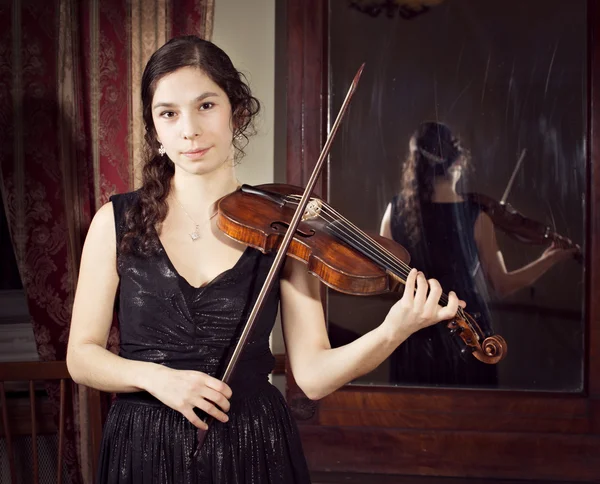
[151,66,234,176]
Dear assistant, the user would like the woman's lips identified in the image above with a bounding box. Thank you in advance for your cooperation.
[182,147,211,160]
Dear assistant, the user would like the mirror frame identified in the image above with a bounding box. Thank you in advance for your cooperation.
[284,0,600,480]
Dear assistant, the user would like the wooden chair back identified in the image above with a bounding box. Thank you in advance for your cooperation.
[0,361,70,484]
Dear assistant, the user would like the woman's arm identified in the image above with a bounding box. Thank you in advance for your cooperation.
[67,202,151,392]
[66,202,231,429]
[473,211,577,298]
[279,257,461,400]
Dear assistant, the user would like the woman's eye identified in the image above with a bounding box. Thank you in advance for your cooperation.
[160,111,176,118]
[200,102,214,110]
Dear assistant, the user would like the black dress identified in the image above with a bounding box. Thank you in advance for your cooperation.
[389,196,498,387]
[97,192,311,483]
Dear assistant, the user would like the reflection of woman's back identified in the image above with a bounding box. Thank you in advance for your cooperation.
[381,122,577,387]
[381,122,497,387]
[389,195,497,386]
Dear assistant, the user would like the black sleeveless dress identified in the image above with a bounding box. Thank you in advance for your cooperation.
[389,196,498,387]
[97,192,311,484]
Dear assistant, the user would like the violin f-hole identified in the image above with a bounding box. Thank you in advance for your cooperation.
[271,221,316,238]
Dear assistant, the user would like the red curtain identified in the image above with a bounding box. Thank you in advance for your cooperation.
[0,0,214,481]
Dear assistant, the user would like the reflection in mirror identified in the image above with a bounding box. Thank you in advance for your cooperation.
[327,0,586,391]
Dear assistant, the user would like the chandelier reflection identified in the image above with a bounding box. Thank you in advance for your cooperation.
[349,0,445,19]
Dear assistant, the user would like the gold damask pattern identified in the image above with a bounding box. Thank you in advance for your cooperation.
[98,0,133,202]
[59,0,84,288]
[58,2,91,479]
[131,0,168,188]
[201,0,215,39]
[10,0,25,270]
[90,0,101,209]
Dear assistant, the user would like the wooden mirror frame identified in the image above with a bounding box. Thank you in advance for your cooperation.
[284,0,600,480]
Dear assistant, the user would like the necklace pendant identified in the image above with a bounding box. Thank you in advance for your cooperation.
[190,225,201,241]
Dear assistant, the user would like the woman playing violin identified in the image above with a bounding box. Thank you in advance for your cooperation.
[379,121,578,387]
[66,37,465,483]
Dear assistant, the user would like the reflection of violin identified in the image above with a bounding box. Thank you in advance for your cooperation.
[464,192,583,263]
[464,148,582,262]
[218,183,507,365]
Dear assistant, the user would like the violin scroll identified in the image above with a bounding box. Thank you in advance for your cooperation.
[447,313,507,364]
[477,335,508,364]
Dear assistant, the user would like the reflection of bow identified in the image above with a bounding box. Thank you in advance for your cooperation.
[500,149,527,205]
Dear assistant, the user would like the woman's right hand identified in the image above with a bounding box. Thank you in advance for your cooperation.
[144,364,232,429]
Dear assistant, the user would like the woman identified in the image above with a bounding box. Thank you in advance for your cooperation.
[380,121,577,386]
[67,37,463,483]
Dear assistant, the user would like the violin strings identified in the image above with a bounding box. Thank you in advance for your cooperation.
[285,194,435,292]
[284,195,468,321]
[284,195,411,274]
[285,194,422,279]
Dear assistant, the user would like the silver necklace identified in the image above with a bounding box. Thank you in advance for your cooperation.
[173,197,205,241]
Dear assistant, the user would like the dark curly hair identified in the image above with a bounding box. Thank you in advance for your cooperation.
[397,121,469,244]
[120,36,261,255]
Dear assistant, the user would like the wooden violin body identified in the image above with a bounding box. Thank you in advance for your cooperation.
[218,183,411,295]
[217,183,507,364]
[466,192,582,261]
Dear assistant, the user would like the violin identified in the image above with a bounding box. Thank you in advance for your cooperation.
[465,192,583,262]
[217,183,507,365]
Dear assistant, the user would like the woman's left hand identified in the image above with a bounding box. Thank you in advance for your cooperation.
[380,268,466,343]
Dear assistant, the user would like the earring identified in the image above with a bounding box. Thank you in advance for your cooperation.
[158,144,166,156]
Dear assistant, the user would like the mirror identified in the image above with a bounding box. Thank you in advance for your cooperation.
[327,0,586,391]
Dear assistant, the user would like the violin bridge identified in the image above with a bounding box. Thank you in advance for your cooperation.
[302,199,323,221]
